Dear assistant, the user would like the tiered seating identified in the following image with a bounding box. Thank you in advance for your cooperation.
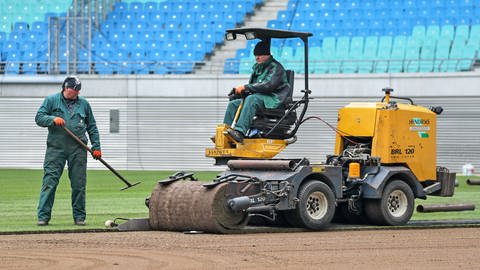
[91,0,256,74]
[0,1,70,74]
[0,0,260,75]
[227,0,480,74]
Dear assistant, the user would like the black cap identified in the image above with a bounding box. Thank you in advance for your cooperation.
[63,76,81,91]
[253,41,270,56]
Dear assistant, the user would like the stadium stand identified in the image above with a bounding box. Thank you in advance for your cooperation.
[229,0,480,74]
[0,0,478,75]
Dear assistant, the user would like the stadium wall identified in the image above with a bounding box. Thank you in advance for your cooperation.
[0,72,478,173]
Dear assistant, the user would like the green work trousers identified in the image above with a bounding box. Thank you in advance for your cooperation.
[223,94,267,135]
[37,144,87,222]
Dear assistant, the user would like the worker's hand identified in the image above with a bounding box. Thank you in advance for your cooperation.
[235,85,246,95]
[92,150,102,160]
[53,117,65,126]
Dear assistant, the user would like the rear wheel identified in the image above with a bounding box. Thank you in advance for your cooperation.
[365,180,414,226]
[285,180,335,230]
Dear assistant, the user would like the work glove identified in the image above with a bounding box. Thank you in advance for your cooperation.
[53,117,65,126]
[234,85,245,95]
[92,150,102,160]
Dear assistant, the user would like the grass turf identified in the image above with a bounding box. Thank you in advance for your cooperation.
[0,169,478,232]
[0,169,219,232]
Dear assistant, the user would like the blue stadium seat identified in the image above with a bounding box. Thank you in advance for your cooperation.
[129,2,143,12]
[5,51,21,74]
[114,2,128,12]
[224,58,239,74]
[143,2,158,12]
[21,50,37,74]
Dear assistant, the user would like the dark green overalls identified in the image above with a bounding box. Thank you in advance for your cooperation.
[223,56,290,135]
[35,92,100,222]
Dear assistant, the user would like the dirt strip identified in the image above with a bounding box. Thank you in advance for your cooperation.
[1,227,480,270]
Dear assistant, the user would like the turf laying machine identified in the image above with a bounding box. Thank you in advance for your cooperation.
[145,28,456,233]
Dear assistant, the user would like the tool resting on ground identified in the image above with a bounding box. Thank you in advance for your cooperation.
[62,126,141,191]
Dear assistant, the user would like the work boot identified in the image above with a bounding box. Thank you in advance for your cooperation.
[74,220,86,226]
[227,129,244,143]
[37,220,49,226]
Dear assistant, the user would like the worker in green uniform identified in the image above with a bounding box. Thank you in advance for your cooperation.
[35,76,102,226]
[224,41,290,143]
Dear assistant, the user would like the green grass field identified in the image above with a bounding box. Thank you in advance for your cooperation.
[0,169,478,232]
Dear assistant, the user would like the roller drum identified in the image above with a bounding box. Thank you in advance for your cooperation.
[148,181,248,233]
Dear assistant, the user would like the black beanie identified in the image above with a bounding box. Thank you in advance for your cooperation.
[253,41,270,56]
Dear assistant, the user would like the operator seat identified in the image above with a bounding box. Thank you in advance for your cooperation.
[250,70,297,139]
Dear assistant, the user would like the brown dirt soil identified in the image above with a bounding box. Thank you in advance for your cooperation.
[1,227,480,270]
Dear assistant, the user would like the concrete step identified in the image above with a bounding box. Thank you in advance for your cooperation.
[196,0,288,74]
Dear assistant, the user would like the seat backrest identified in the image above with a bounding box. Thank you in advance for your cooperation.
[285,69,294,104]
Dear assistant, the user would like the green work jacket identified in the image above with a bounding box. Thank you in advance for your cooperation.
[245,56,290,108]
[35,92,101,151]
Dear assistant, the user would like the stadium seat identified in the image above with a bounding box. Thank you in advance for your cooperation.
[426,25,440,41]
[5,51,20,74]
[404,37,421,72]
[440,25,455,41]
[469,25,480,47]
[457,44,477,71]
[419,39,436,72]
[389,36,407,73]
[411,25,426,43]
[331,36,349,73]
[374,36,392,73]
[358,36,378,73]
[343,36,364,73]
[434,39,451,72]
[239,58,253,74]
[455,25,470,41]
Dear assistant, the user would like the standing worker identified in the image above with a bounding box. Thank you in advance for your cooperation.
[35,76,101,226]
[223,41,290,143]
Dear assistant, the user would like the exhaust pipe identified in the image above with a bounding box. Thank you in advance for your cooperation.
[416,203,475,213]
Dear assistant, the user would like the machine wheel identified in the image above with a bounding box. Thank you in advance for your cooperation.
[285,180,335,230]
[365,180,414,226]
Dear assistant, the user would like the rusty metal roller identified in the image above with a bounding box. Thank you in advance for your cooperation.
[148,180,248,233]
[227,159,296,170]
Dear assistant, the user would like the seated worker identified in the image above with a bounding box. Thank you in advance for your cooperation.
[223,41,290,143]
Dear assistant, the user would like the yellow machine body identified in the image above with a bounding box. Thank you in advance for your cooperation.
[205,124,288,159]
[335,102,437,181]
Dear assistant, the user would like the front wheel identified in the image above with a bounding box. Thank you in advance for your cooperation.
[365,180,414,226]
[285,180,336,230]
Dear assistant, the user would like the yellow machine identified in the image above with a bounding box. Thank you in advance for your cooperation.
[335,89,437,181]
